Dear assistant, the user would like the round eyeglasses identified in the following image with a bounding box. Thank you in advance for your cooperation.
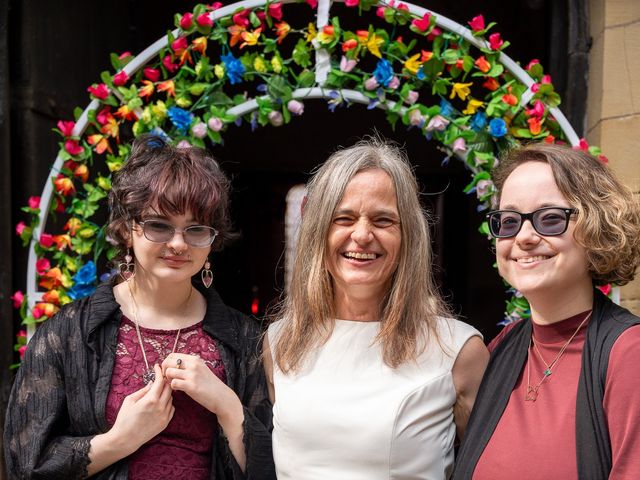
[486,207,577,239]
[137,220,218,248]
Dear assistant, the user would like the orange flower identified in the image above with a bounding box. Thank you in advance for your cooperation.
[228,25,246,47]
[87,134,112,154]
[157,80,176,97]
[483,77,500,91]
[54,177,75,196]
[240,27,262,48]
[64,218,82,236]
[502,93,518,106]
[42,289,61,305]
[100,114,119,139]
[114,105,137,121]
[52,234,71,251]
[275,22,291,44]
[138,80,155,98]
[74,164,89,182]
[342,39,358,52]
[421,50,433,62]
[39,267,63,290]
[475,56,491,73]
[528,117,542,135]
[192,36,207,55]
[33,302,59,319]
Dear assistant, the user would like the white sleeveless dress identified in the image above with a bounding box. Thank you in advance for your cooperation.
[268,317,481,480]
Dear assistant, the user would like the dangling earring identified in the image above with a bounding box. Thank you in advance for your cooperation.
[201,258,213,288]
[119,248,135,282]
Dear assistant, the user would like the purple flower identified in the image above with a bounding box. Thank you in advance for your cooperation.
[340,56,357,73]
[287,100,305,115]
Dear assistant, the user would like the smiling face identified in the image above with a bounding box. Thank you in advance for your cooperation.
[496,161,591,305]
[130,210,211,286]
[325,169,402,303]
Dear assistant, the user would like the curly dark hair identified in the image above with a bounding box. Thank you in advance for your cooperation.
[107,134,236,255]
[493,142,640,286]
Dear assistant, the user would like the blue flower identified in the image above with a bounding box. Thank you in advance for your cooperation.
[167,107,193,135]
[416,66,425,80]
[470,112,487,131]
[373,59,394,88]
[221,53,245,85]
[489,118,507,137]
[68,261,97,300]
[439,99,454,117]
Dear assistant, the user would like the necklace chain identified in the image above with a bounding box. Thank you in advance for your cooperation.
[525,310,592,402]
[126,281,193,384]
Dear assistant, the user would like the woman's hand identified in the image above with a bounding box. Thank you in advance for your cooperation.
[88,364,174,475]
[162,353,247,471]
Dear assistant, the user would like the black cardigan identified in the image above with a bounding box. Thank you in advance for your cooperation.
[453,290,640,480]
[4,281,276,480]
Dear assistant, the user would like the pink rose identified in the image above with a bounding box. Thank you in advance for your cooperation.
[113,71,129,87]
[39,233,54,248]
[191,122,207,139]
[488,33,504,50]
[57,120,75,137]
[196,12,214,28]
[207,117,223,132]
[180,13,194,30]
[35,258,51,275]
[287,100,305,115]
[19,345,28,359]
[468,15,485,32]
[15,221,26,236]
[87,83,110,100]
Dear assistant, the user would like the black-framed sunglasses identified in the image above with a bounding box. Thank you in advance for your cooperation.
[486,207,578,238]
[137,220,218,248]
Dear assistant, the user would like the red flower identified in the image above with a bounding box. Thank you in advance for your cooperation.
[527,117,542,135]
[54,176,75,196]
[342,39,358,52]
[577,138,589,151]
[474,56,491,73]
[87,83,109,100]
[141,68,159,82]
[210,2,223,10]
[38,267,63,290]
[196,12,214,28]
[488,32,504,50]
[113,71,129,87]
[17,329,27,339]
[233,9,250,27]
[468,15,485,32]
[43,289,61,305]
[53,197,65,213]
[421,50,433,61]
[597,284,612,296]
[35,258,51,275]
[163,55,179,73]
[427,27,442,41]
[64,140,84,156]
[525,59,540,71]
[483,77,500,91]
[138,80,155,99]
[118,51,132,61]
[345,0,359,6]
[269,3,283,20]
[306,0,318,7]
[544,134,555,144]
[11,291,24,309]
[96,107,112,125]
[57,120,75,137]
[39,233,54,248]
[598,155,609,164]
[502,93,518,106]
[412,13,431,32]
[157,80,176,97]
[28,196,41,209]
[114,105,137,121]
[530,82,540,93]
[180,12,193,30]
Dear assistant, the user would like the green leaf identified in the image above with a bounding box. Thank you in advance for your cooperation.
[292,39,311,68]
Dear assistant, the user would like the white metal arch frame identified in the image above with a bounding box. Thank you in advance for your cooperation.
[25,0,581,333]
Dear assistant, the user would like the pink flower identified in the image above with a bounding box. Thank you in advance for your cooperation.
[287,100,304,115]
[339,56,357,73]
[17,329,27,339]
[476,179,493,198]
[57,120,75,137]
[208,117,223,132]
[426,115,449,131]
[468,15,485,32]
[526,100,545,118]
[64,139,84,156]
[488,32,504,50]
[191,122,207,138]
[180,12,194,30]
[177,140,192,149]
[113,71,129,87]
[15,221,26,236]
[427,27,442,41]
[597,284,612,296]
[405,90,419,105]
[388,76,400,90]
[163,55,179,73]
[541,74,552,84]
[598,155,609,164]
[171,37,188,53]
[39,233,54,248]
[525,59,540,71]
[268,111,284,126]
[35,258,51,275]
[412,13,431,32]
[345,0,359,6]
[376,6,386,17]
[408,110,424,127]
[32,306,43,319]
[233,9,250,27]
[210,2,223,10]
[269,3,283,20]
[96,107,112,125]
[452,137,467,153]
[577,138,589,151]
[364,77,379,91]
[18,345,27,359]
[306,0,318,8]
[143,68,160,82]
[11,291,24,309]
[28,196,41,210]
[530,82,540,93]
[87,83,110,100]
[197,12,214,28]
[118,51,132,61]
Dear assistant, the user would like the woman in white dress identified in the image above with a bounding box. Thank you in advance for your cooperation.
[264,138,489,479]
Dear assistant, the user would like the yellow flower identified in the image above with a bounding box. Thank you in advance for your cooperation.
[176,96,192,108]
[366,33,385,58]
[306,23,317,43]
[152,100,167,120]
[463,98,484,115]
[271,55,283,73]
[241,27,262,48]
[214,63,225,79]
[449,82,473,101]
[141,106,152,123]
[253,56,268,73]
[404,53,423,75]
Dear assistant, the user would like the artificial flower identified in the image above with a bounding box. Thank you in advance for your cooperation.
[64,140,84,156]
[345,0,359,6]
[42,290,61,305]
[365,32,384,58]
[11,291,24,309]
[468,15,485,32]
[233,9,250,27]
[114,105,137,121]
[57,120,75,137]
[35,258,51,275]
[373,59,394,87]
[404,53,423,75]
[488,32,504,50]
[440,99,455,117]
[64,217,82,235]
[483,77,500,90]
[196,12,214,28]
[15,221,26,236]
[163,54,179,73]
[449,82,473,101]
[74,164,89,182]
[306,0,318,7]
[143,67,160,82]
[176,140,192,148]
[475,56,491,73]
[526,100,545,118]
[228,25,246,47]
[87,133,110,154]
[452,137,467,153]
[268,110,284,126]
[157,80,176,97]
[180,12,194,30]
[221,53,245,84]
[541,74,552,84]
[463,98,484,115]
[39,267,63,290]
[426,115,449,131]
[192,37,207,55]
[138,80,155,98]
[52,234,72,251]
[275,22,291,43]
[271,56,283,73]
[208,117,223,132]
[167,107,193,134]
[342,39,358,53]
[530,82,540,93]
[364,77,379,91]
[421,50,433,62]
[87,83,109,100]
[525,59,540,71]
[317,25,335,45]
[476,179,494,198]
[408,109,424,126]
[171,37,188,54]
[340,56,357,73]
[412,13,431,32]
[305,23,317,42]
[388,76,400,90]
[33,302,58,319]
[113,71,129,86]
[489,118,507,137]
[287,100,305,115]
[253,56,268,73]
[527,117,542,135]
[268,3,283,20]
[241,28,262,48]
[28,196,40,209]
[502,93,518,106]
[192,122,207,138]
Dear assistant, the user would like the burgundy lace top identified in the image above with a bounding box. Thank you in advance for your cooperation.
[105,316,227,480]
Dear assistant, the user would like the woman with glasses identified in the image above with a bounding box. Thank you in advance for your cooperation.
[264,138,489,479]
[4,135,275,479]
[454,143,640,479]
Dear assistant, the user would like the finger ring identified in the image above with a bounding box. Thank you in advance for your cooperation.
[176,358,183,369]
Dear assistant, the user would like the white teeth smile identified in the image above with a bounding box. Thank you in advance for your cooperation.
[344,252,377,260]
[517,255,550,264]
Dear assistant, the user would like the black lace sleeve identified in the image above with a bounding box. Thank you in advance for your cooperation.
[3,305,94,480]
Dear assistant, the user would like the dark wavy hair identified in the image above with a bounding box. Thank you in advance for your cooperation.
[493,142,640,286]
[107,134,236,254]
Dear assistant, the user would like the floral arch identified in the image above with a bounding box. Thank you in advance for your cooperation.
[12,0,601,357]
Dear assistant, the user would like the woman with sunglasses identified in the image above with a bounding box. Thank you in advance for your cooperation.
[4,135,275,479]
[453,143,640,479]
